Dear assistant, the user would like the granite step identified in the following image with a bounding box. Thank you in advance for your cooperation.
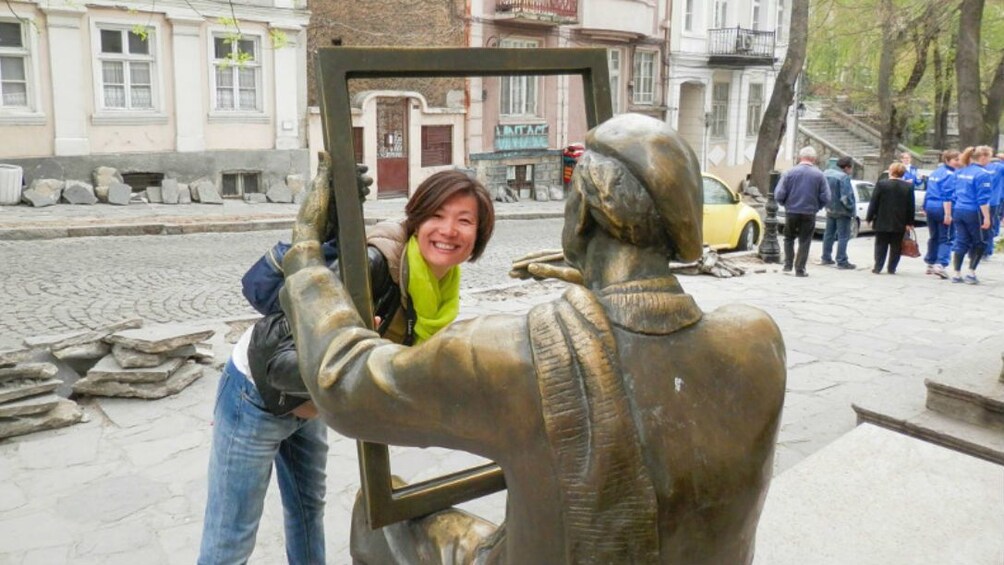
[853,385,1004,466]
[924,353,1004,430]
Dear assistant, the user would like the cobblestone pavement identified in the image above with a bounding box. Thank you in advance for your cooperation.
[0,219,563,349]
[3,228,1004,563]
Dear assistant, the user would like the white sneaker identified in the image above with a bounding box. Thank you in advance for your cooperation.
[925,264,935,275]
[932,265,949,279]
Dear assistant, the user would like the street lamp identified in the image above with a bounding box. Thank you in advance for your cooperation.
[757,170,782,263]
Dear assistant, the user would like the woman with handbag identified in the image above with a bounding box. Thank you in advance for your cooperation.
[198,162,496,565]
[866,161,916,274]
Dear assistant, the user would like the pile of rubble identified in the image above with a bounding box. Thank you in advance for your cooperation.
[0,318,216,440]
[20,166,306,208]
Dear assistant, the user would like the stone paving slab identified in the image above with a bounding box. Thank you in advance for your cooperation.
[0,378,62,404]
[106,326,215,354]
[85,355,184,384]
[0,399,83,440]
[0,393,61,418]
[74,362,203,399]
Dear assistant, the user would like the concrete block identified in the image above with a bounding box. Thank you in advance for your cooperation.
[194,181,223,204]
[92,166,123,189]
[161,179,179,205]
[22,179,64,207]
[106,324,215,354]
[0,399,82,440]
[73,362,203,399]
[145,184,163,203]
[244,193,267,204]
[178,183,192,204]
[85,355,183,383]
[107,183,132,206]
[266,184,293,203]
[286,174,305,195]
[62,181,97,205]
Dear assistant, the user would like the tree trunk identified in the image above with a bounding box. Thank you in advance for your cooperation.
[876,0,898,165]
[750,0,809,194]
[982,53,1004,149]
[932,41,954,150]
[955,0,984,147]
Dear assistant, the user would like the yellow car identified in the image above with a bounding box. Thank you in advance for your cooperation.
[702,172,763,251]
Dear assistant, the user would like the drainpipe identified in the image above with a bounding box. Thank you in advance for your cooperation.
[660,0,671,120]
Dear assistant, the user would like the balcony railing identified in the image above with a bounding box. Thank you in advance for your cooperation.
[495,0,578,23]
[708,27,775,61]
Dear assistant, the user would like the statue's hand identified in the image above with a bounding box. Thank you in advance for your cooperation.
[508,249,583,285]
[292,151,331,246]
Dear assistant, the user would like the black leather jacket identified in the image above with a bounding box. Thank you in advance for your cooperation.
[248,244,413,415]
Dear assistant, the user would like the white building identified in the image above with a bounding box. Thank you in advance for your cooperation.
[0,0,310,195]
[667,0,796,188]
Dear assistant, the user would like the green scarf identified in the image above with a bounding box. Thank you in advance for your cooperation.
[406,236,461,343]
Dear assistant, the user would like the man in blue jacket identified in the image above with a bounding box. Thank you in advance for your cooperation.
[776,146,830,277]
[819,156,857,270]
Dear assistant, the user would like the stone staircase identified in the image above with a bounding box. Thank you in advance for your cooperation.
[853,349,1004,465]
[799,116,881,160]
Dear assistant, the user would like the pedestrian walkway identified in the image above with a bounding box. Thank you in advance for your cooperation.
[0,197,566,240]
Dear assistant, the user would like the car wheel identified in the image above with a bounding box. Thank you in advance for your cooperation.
[737,222,759,251]
[850,218,860,239]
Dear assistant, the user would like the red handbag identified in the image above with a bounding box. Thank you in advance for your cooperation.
[902,228,921,258]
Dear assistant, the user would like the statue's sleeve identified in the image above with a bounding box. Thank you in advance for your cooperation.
[280,262,530,456]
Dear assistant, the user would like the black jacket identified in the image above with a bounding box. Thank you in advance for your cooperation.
[248,244,411,415]
[867,178,915,233]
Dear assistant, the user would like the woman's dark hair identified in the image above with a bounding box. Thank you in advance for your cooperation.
[404,170,495,262]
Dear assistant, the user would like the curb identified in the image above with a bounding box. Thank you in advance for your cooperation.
[0,211,565,241]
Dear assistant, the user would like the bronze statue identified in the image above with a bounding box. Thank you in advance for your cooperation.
[280,113,786,564]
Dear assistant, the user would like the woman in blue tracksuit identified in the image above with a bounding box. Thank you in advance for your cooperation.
[950,146,994,284]
[923,149,959,278]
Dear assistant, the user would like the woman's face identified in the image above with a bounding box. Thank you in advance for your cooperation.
[416,193,479,278]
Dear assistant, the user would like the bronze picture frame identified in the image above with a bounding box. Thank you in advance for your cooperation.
[314,46,613,529]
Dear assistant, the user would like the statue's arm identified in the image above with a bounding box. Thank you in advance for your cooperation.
[279,255,527,454]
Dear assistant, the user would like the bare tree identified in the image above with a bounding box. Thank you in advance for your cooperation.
[750,0,808,194]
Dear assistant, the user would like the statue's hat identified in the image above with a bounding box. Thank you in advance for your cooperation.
[586,114,704,262]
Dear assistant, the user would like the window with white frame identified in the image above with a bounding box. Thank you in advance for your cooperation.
[608,48,621,113]
[213,34,260,112]
[714,0,729,28]
[711,82,729,138]
[0,20,29,108]
[752,0,762,29]
[684,0,694,31]
[97,27,154,110]
[632,50,655,105]
[747,83,763,137]
[499,38,538,117]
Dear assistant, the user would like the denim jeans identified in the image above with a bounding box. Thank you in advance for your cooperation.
[199,360,328,565]
[821,215,852,265]
[924,206,951,267]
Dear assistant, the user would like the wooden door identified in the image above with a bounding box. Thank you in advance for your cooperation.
[376,99,408,198]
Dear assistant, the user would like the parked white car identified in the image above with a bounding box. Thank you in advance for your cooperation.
[778,180,875,238]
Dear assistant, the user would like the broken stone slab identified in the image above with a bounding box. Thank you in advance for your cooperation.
[0,392,61,418]
[189,180,205,202]
[0,363,58,383]
[244,193,267,204]
[189,343,215,365]
[62,181,98,205]
[266,184,293,204]
[106,325,214,354]
[533,186,549,202]
[86,355,183,383]
[194,181,223,204]
[0,378,62,404]
[293,191,306,205]
[27,349,86,399]
[107,182,132,206]
[145,184,163,203]
[52,340,110,361]
[178,183,192,204]
[0,399,83,440]
[73,362,203,399]
[92,166,123,189]
[161,179,179,204]
[286,174,305,196]
[22,179,64,207]
[0,348,33,367]
[23,317,143,350]
[548,185,565,201]
[111,343,166,369]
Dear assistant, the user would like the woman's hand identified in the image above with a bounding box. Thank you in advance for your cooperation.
[509,249,584,285]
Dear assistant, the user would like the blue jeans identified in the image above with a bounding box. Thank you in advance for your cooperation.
[821,215,852,265]
[199,360,328,565]
[924,206,951,267]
